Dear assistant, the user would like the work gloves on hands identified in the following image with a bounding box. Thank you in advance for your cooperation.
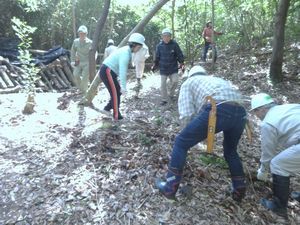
[257,165,269,182]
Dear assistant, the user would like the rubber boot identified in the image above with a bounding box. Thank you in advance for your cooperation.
[155,167,182,200]
[291,191,300,202]
[261,174,289,218]
[231,176,246,202]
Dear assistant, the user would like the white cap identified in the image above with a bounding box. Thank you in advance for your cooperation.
[251,93,274,111]
[162,28,172,35]
[107,39,114,44]
[78,25,88,34]
[128,33,145,45]
[188,65,207,77]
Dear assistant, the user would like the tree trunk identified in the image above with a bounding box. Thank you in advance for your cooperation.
[81,0,170,106]
[118,0,171,47]
[211,0,215,68]
[171,0,175,38]
[72,0,77,39]
[269,0,290,83]
[89,0,111,82]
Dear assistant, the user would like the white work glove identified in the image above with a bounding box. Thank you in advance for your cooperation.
[257,166,269,182]
[71,61,76,66]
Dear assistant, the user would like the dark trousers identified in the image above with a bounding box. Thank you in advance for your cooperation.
[203,42,217,62]
[169,103,247,177]
[99,64,121,120]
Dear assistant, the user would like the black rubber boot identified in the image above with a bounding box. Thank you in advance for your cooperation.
[261,174,290,218]
[291,191,300,202]
[155,167,182,200]
[231,176,246,202]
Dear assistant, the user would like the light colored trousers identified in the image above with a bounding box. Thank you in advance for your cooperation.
[73,62,89,92]
[135,61,145,79]
[160,73,179,102]
[270,143,300,177]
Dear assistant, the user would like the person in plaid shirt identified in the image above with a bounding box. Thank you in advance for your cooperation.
[156,65,248,202]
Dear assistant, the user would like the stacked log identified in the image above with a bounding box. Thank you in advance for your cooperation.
[0,56,76,93]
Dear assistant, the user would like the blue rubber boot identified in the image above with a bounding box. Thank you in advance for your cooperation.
[155,167,182,200]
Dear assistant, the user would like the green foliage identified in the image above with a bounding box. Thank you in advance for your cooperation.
[2,0,299,60]
[199,154,228,169]
[12,17,39,94]
[138,133,154,146]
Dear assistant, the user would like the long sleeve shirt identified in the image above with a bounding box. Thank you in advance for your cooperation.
[70,37,92,63]
[154,40,184,75]
[202,27,222,43]
[104,45,118,59]
[178,74,244,124]
[103,46,131,91]
[260,104,300,168]
[132,44,150,66]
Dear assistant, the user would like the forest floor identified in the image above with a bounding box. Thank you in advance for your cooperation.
[0,45,300,225]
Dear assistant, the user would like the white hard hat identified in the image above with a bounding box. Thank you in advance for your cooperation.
[250,93,274,111]
[107,39,114,44]
[188,65,207,77]
[78,25,88,34]
[162,28,172,35]
[128,33,145,45]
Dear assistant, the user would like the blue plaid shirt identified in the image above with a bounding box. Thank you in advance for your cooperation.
[178,75,244,123]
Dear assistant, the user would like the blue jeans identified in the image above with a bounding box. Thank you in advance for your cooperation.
[203,42,217,62]
[169,103,247,177]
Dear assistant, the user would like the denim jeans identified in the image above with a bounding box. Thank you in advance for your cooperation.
[203,42,217,62]
[169,103,247,177]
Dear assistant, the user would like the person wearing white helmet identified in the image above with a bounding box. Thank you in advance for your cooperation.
[98,33,145,120]
[104,39,118,59]
[70,25,93,92]
[152,28,185,105]
[156,65,248,202]
[250,93,300,218]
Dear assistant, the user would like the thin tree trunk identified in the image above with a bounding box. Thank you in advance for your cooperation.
[211,0,215,68]
[89,0,111,82]
[72,0,77,39]
[171,0,175,38]
[270,0,290,83]
[118,0,171,47]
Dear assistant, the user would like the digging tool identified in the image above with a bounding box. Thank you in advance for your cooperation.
[206,96,217,154]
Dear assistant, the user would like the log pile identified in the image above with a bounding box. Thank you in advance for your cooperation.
[0,56,76,94]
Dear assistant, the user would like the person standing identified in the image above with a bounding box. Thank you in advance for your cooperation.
[70,25,93,92]
[152,28,185,105]
[201,21,223,62]
[104,39,118,59]
[250,93,300,218]
[99,33,145,120]
[155,65,247,202]
[132,43,150,96]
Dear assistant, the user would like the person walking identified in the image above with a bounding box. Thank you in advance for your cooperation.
[201,21,223,62]
[70,25,93,92]
[250,93,300,218]
[152,28,185,105]
[99,33,145,120]
[155,65,248,202]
